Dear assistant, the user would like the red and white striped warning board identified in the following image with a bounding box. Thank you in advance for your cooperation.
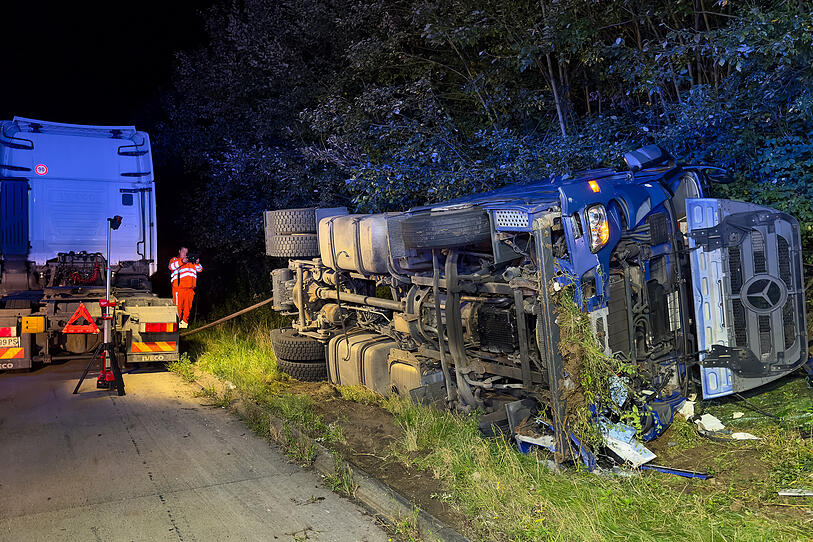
[130,341,177,353]
[0,347,24,359]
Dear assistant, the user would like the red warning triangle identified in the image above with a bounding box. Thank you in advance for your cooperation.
[63,303,100,334]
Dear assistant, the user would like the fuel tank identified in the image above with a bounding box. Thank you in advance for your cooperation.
[318,214,392,275]
[327,330,397,395]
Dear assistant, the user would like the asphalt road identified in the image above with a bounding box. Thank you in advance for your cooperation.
[0,360,389,542]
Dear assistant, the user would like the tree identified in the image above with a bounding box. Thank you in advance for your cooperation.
[161,0,813,309]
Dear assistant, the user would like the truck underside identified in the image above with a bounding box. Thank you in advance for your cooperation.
[267,206,692,462]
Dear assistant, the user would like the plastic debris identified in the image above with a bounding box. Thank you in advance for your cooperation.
[778,489,813,497]
[601,422,656,467]
[515,433,556,453]
[694,413,725,432]
[607,466,636,477]
[677,400,695,419]
[731,432,761,440]
[609,375,628,407]
[732,411,744,419]
[641,464,711,480]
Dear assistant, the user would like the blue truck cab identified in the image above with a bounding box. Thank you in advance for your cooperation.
[0,118,179,369]
[437,145,808,400]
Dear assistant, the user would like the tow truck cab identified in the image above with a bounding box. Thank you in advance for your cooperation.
[0,118,179,369]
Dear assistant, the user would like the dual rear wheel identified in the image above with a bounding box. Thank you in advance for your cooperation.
[265,208,320,258]
[269,327,327,382]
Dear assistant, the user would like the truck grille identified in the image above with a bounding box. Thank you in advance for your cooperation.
[752,231,767,274]
[778,236,791,287]
[732,298,747,347]
[729,246,743,293]
[783,301,795,350]
[494,209,529,230]
[726,225,805,369]
[758,315,772,354]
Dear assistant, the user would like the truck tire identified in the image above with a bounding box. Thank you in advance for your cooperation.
[266,234,319,258]
[401,207,491,249]
[277,359,327,382]
[270,328,325,361]
[267,208,317,234]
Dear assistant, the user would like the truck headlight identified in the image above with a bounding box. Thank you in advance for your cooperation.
[586,204,610,252]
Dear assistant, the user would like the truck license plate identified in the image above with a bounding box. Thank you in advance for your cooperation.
[0,337,20,347]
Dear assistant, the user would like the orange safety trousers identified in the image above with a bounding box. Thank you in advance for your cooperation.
[173,287,195,323]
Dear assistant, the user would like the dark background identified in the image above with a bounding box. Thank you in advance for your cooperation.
[0,3,209,125]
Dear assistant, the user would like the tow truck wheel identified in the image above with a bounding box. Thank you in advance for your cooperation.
[270,328,325,361]
[266,207,317,235]
[401,207,491,249]
[266,234,319,258]
[276,359,327,382]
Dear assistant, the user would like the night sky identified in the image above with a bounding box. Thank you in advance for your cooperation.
[0,2,211,127]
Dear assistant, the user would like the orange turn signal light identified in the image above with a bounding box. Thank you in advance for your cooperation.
[588,180,600,193]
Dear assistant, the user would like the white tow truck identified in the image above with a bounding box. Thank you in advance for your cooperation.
[0,118,179,369]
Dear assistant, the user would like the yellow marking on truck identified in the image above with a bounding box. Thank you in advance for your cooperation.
[131,341,177,353]
[0,347,24,359]
[22,316,45,334]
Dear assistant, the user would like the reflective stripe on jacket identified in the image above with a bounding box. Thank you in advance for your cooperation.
[169,257,202,288]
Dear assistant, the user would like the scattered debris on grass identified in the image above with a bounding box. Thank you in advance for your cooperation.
[694,414,726,432]
[731,432,761,441]
[778,489,813,497]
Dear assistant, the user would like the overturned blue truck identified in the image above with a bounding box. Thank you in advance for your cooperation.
[264,146,809,466]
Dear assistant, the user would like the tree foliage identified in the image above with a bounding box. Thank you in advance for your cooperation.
[161,0,813,272]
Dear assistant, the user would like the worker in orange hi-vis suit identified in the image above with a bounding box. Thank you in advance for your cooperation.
[168,247,202,328]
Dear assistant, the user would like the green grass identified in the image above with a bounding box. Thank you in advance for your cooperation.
[382,397,811,542]
[184,324,282,397]
[704,377,813,435]
[324,450,358,497]
[181,323,344,446]
[336,384,387,406]
[393,508,421,542]
[179,322,812,542]
[167,353,196,382]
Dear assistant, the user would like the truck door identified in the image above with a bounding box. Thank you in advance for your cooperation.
[137,187,156,266]
[687,199,807,398]
[0,180,29,256]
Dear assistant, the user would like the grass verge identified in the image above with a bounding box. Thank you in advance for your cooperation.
[171,323,813,541]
